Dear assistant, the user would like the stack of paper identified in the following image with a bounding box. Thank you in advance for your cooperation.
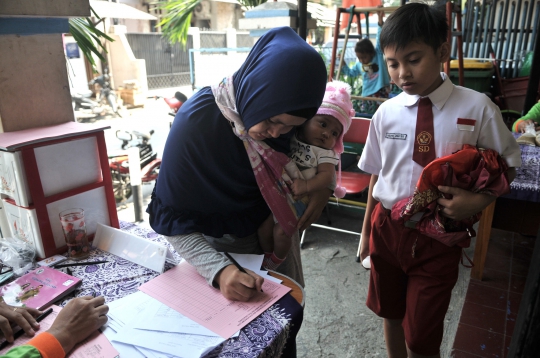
[103,255,290,357]
[102,291,227,358]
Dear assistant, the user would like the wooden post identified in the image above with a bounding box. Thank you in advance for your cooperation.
[471,200,496,280]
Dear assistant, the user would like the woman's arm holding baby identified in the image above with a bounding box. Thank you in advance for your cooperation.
[291,163,335,199]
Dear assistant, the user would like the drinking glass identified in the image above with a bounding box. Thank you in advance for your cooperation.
[59,208,90,260]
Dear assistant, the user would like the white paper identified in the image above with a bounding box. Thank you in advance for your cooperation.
[133,297,221,337]
[226,253,264,269]
[101,326,146,358]
[222,253,282,283]
[134,346,173,358]
[107,291,156,326]
[112,328,224,357]
[94,224,168,272]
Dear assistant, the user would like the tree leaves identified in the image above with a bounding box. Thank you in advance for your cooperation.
[68,7,114,70]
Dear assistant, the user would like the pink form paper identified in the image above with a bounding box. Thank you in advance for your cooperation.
[138,260,291,339]
[0,305,119,358]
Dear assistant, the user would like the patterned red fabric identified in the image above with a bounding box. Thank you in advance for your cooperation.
[392,144,510,247]
[412,97,436,167]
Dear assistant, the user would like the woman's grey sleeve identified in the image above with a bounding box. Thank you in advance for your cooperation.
[165,233,230,287]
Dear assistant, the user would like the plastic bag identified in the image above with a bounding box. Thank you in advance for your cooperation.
[516,123,538,146]
[0,237,36,277]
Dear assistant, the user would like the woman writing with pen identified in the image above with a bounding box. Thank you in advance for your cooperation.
[147,27,328,302]
[0,296,108,357]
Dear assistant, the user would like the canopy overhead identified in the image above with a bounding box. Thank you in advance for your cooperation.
[89,1,157,20]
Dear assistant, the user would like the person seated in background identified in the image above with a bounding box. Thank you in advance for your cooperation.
[0,296,108,358]
[512,101,540,133]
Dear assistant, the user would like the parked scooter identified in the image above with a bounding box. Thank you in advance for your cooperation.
[109,130,161,203]
[72,69,121,118]
[89,69,122,117]
[71,89,105,115]
[159,91,187,128]
[163,91,187,117]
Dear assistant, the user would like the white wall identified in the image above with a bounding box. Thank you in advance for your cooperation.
[108,25,148,92]
[189,27,253,90]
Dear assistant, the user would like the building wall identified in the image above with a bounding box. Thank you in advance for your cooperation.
[213,2,241,30]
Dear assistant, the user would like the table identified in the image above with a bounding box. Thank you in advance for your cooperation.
[504,133,540,202]
[472,135,540,279]
[58,221,304,358]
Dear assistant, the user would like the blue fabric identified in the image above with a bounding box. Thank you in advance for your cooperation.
[341,26,390,97]
[148,27,327,238]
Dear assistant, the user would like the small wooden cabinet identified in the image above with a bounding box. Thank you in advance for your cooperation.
[0,122,119,258]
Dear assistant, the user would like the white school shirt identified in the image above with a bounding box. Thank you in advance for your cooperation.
[358,73,522,210]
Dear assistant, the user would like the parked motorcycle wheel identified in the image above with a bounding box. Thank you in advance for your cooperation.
[111,170,132,203]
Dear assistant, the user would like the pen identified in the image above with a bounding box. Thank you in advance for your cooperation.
[53,261,108,269]
[0,308,54,350]
[224,252,263,293]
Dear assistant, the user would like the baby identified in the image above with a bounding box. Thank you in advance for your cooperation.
[258,81,355,269]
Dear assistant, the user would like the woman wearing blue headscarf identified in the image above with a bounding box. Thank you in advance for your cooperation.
[148,27,328,302]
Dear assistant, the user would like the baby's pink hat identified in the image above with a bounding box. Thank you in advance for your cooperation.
[316,80,355,154]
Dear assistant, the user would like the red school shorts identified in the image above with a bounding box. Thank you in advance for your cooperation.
[366,203,462,356]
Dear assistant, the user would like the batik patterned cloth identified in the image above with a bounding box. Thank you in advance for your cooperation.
[212,76,303,238]
[391,145,510,247]
[504,132,540,202]
[57,221,302,358]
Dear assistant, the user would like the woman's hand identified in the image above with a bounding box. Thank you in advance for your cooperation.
[297,188,331,232]
[517,119,540,133]
[215,265,264,302]
[47,296,108,354]
[0,303,41,343]
[437,186,496,221]
[291,179,308,199]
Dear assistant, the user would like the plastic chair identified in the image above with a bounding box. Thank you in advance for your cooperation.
[300,117,372,252]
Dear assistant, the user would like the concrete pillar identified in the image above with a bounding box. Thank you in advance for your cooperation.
[0,0,91,132]
[226,28,237,55]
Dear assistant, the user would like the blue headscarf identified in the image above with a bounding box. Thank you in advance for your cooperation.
[148,27,327,238]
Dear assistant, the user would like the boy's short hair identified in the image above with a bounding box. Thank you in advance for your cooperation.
[380,2,448,53]
[355,38,376,56]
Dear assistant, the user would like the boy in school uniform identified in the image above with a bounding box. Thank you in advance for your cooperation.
[358,2,521,357]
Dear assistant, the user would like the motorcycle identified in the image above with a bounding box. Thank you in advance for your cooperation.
[72,69,122,118]
[154,91,187,128]
[109,129,161,203]
[89,69,122,117]
[163,91,187,117]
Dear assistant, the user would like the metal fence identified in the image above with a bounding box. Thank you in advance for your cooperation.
[237,33,255,48]
[125,33,193,89]
[200,31,227,55]
[451,0,540,78]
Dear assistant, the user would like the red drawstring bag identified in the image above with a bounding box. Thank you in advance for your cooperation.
[391,144,510,248]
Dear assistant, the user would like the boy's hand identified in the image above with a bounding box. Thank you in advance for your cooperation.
[437,186,496,221]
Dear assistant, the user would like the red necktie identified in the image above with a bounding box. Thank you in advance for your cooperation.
[413,97,436,167]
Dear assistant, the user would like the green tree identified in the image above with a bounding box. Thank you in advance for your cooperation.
[156,0,267,45]
[68,8,113,70]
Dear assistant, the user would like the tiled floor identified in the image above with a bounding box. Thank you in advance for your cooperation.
[452,228,536,357]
